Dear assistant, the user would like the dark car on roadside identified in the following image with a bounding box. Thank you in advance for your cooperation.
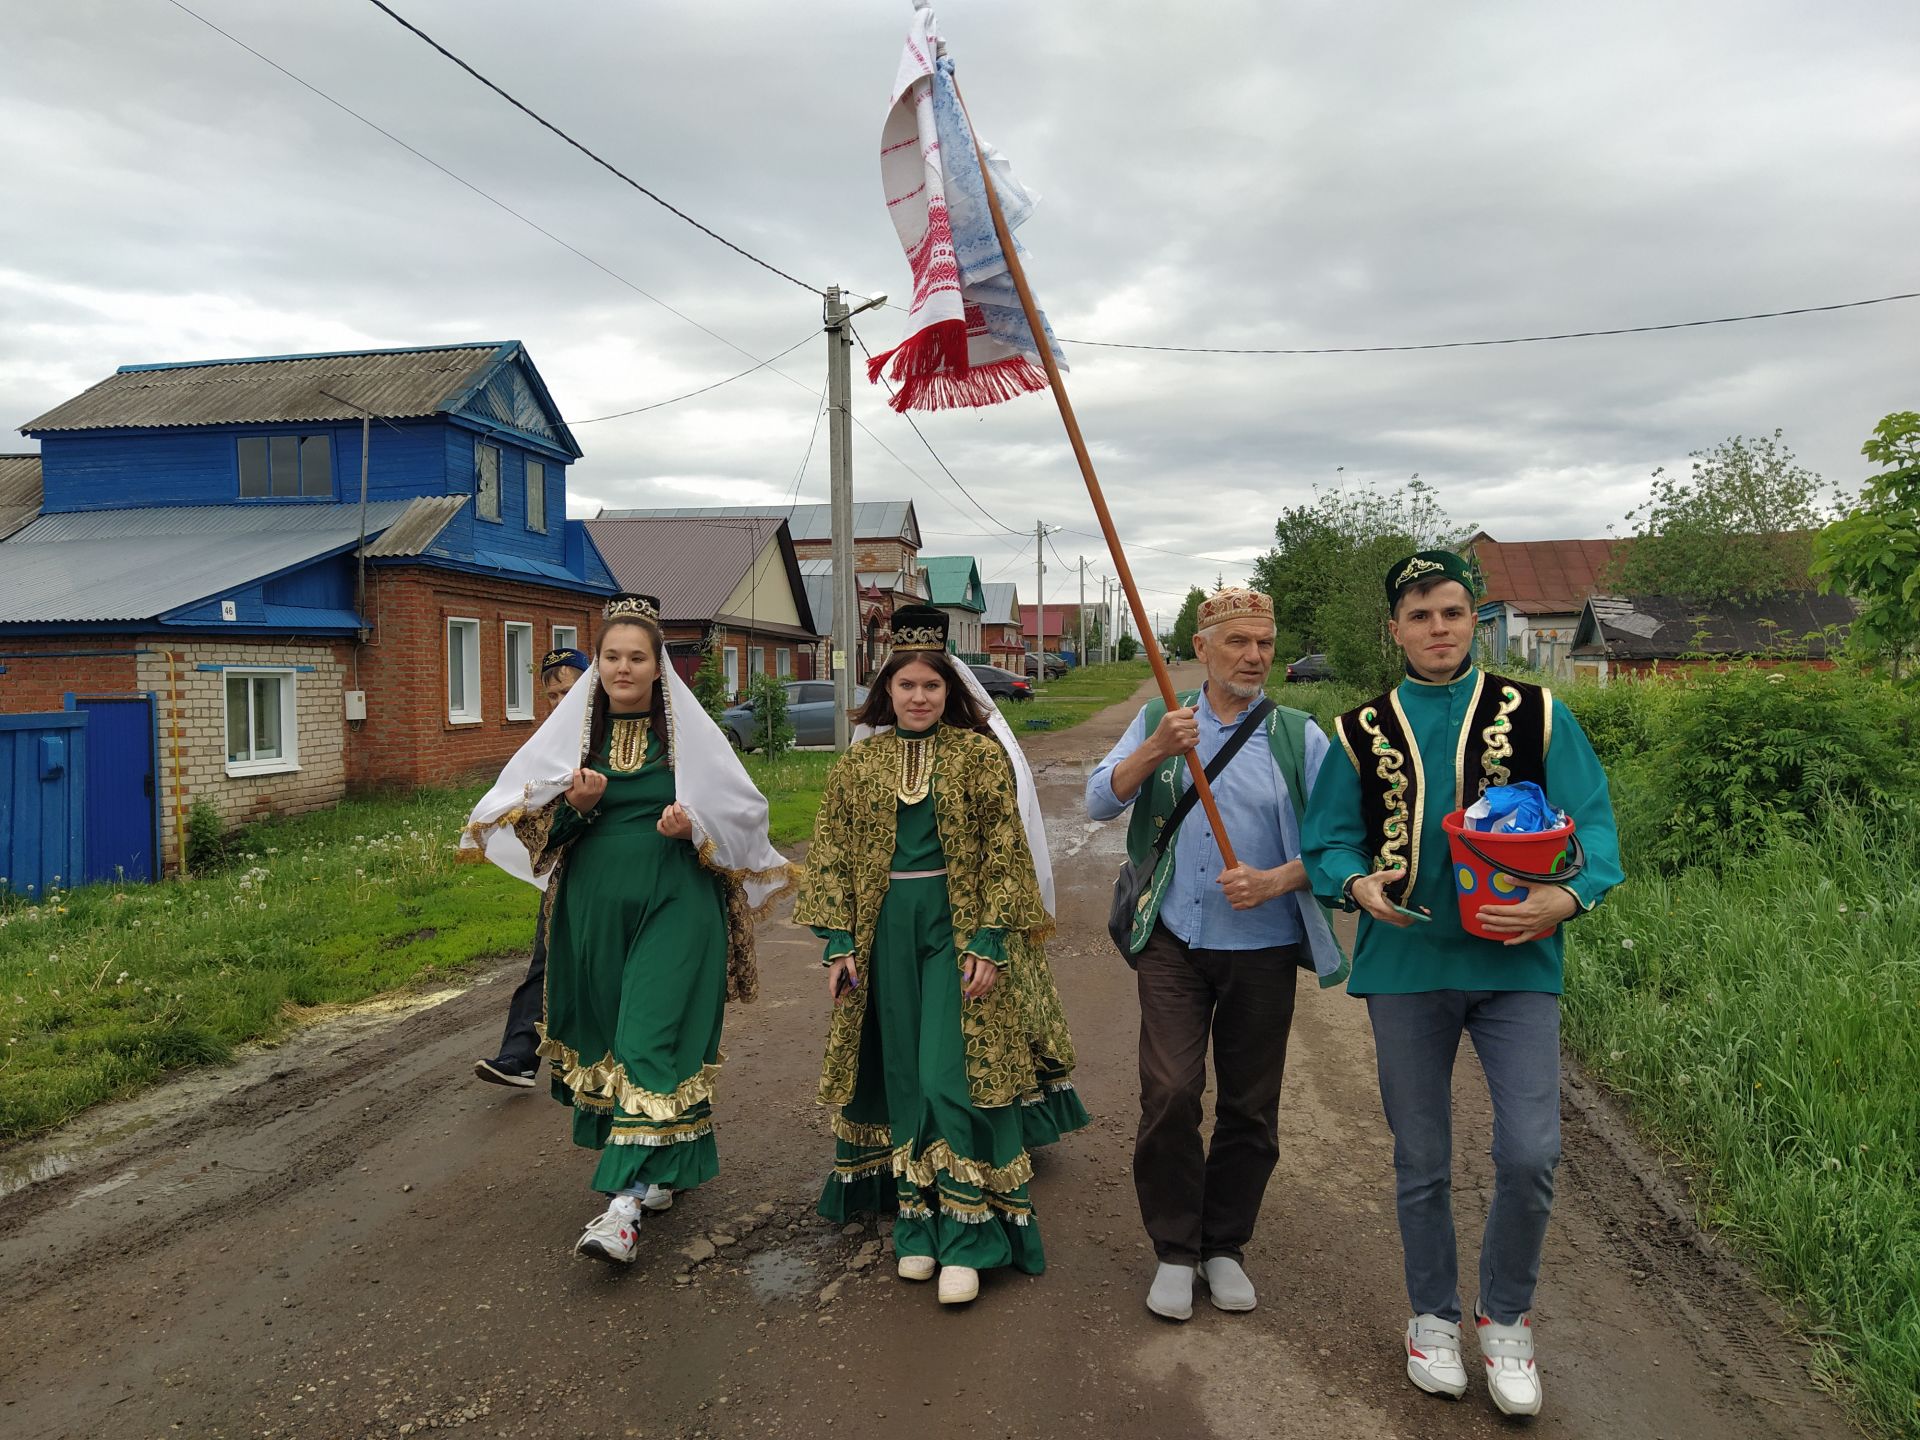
[1284,653,1335,683]
[721,680,868,750]
[969,664,1033,702]
[1022,651,1069,680]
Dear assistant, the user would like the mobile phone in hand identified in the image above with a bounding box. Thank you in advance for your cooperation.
[1390,903,1433,923]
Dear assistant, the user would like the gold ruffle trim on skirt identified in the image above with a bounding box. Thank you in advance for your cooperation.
[895,1139,1033,1195]
[830,1153,894,1183]
[609,1117,714,1148]
[537,1032,724,1123]
[830,1113,894,1148]
[695,837,801,924]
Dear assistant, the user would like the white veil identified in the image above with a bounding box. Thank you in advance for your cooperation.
[854,660,1055,917]
[461,663,794,910]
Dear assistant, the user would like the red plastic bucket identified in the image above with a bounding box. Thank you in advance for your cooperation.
[1441,809,1581,940]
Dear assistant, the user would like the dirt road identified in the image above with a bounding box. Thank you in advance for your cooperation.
[0,667,1857,1440]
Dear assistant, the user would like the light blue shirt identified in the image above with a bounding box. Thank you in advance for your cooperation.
[1087,686,1331,952]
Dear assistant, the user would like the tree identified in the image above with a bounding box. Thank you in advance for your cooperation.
[1168,586,1207,659]
[1606,430,1835,601]
[691,630,729,718]
[744,671,795,756]
[1250,476,1470,690]
[1813,410,1920,678]
[1116,633,1139,661]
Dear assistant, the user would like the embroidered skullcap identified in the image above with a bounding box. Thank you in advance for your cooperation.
[1196,586,1275,633]
[1384,550,1477,610]
[889,604,950,654]
[540,647,589,676]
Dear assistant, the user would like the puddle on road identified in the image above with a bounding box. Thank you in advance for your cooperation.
[0,1152,76,1200]
[744,1246,817,1302]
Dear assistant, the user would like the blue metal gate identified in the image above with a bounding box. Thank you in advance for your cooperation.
[67,694,159,884]
[0,712,87,899]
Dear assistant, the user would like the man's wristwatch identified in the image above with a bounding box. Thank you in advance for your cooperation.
[1340,873,1363,911]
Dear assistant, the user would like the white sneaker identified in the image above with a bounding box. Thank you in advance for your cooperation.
[1146,1262,1197,1321]
[937,1265,979,1304]
[573,1200,639,1264]
[1201,1256,1257,1312]
[896,1254,936,1282]
[1406,1314,1469,1399]
[640,1184,674,1213]
[1476,1310,1543,1416]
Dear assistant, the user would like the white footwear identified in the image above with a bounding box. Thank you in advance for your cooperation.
[1476,1310,1543,1416]
[1146,1262,1197,1321]
[896,1254,936,1282]
[640,1184,674,1213]
[1406,1314,1469,1399]
[937,1265,980,1304]
[1201,1256,1257,1312]
[573,1199,639,1264]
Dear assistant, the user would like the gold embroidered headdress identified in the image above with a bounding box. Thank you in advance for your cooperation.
[604,593,661,622]
[1196,586,1274,633]
[889,604,949,654]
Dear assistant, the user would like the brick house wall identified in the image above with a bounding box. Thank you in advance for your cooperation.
[348,566,603,791]
[790,537,917,576]
[659,622,810,702]
[0,640,141,712]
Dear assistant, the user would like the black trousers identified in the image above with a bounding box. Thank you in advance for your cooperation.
[494,919,547,1069]
[1133,923,1301,1265]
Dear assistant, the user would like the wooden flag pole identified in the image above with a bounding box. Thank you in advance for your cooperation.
[955,87,1241,868]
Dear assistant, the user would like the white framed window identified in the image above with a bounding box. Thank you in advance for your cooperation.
[776,647,792,677]
[475,443,501,522]
[224,668,299,776]
[447,617,482,723]
[722,646,741,700]
[526,460,547,533]
[552,624,578,654]
[503,622,535,720]
[748,645,765,681]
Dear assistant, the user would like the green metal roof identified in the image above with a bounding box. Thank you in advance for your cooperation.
[917,555,985,612]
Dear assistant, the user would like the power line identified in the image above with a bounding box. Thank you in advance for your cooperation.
[848,324,1027,537]
[1052,290,1920,356]
[571,332,818,424]
[162,0,808,386]
[362,0,822,296]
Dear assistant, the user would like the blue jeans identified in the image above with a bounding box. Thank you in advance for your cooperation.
[1366,989,1561,1326]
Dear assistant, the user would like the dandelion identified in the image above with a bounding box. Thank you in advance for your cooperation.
[1674,1072,1692,1088]
[1837,904,1849,915]
[1621,938,1636,950]
[1824,1156,1841,1171]
[1609,1049,1625,1062]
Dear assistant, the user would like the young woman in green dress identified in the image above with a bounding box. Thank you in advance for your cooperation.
[463,594,794,1264]
[795,606,1082,1305]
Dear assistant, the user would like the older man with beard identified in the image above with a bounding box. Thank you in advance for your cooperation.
[1088,587,1346,1322]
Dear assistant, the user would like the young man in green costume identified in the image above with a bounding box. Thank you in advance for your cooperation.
[1088,586,1346,1323]
[1302,550,1622,1417]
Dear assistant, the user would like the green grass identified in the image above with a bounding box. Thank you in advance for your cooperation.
[997,660,1157,733]
[741,750,834,846]
[1563,805,1920,1438]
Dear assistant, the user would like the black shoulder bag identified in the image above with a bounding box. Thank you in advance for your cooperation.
[1107,698,1275,963]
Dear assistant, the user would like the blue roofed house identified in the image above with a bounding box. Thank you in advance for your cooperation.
[0,342,614,881]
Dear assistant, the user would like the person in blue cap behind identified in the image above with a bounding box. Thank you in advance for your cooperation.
[473,647,590,1091]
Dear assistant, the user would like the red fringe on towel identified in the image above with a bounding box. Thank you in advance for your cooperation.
[866,317,1050,413]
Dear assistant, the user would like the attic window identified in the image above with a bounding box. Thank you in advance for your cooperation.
[238,435,332,498]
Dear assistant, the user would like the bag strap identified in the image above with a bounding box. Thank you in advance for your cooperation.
[1150,697,1275,860]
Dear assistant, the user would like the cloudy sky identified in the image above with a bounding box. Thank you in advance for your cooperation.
[5,0,1916,616]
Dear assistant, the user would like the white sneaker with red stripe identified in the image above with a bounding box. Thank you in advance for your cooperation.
[573,1198,640,1264]
[1476,1309,1543,1416]
[1405,1314,1468,1399]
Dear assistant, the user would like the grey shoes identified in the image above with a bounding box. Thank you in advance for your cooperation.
[1148,1258,1261,1320]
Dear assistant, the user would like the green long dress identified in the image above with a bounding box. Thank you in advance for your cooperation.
[812,727,1047,1275]
[538,719,730,1196]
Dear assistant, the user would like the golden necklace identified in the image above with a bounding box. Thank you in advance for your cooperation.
[896,729,935,805]
[606,716,651,774]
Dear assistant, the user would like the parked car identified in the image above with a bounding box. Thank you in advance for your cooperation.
[721,680,868,750]
[968,664,1033,702]
[1022,651,1069,680]
[1284,653,1335,683]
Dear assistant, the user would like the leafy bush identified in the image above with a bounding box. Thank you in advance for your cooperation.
[691,635,729,718]
[183,799,230,874]
[1116,634,1138,661]
[1609,667,1920,872]
[743,671,794,756]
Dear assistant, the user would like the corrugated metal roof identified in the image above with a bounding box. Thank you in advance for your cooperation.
[801,574,835,637]
[600,501,919,546]
[20,344,509,432]
[0,501,409,624]
[1573,592,1856,659]
[917,556,985,610]
[362,495,468,558]
[586,515,788,624]
[981,581,1020,626]
[1470,534,1631,614]
[0,454,42,542]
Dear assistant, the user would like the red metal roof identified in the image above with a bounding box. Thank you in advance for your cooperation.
[1469,533,1630,615]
